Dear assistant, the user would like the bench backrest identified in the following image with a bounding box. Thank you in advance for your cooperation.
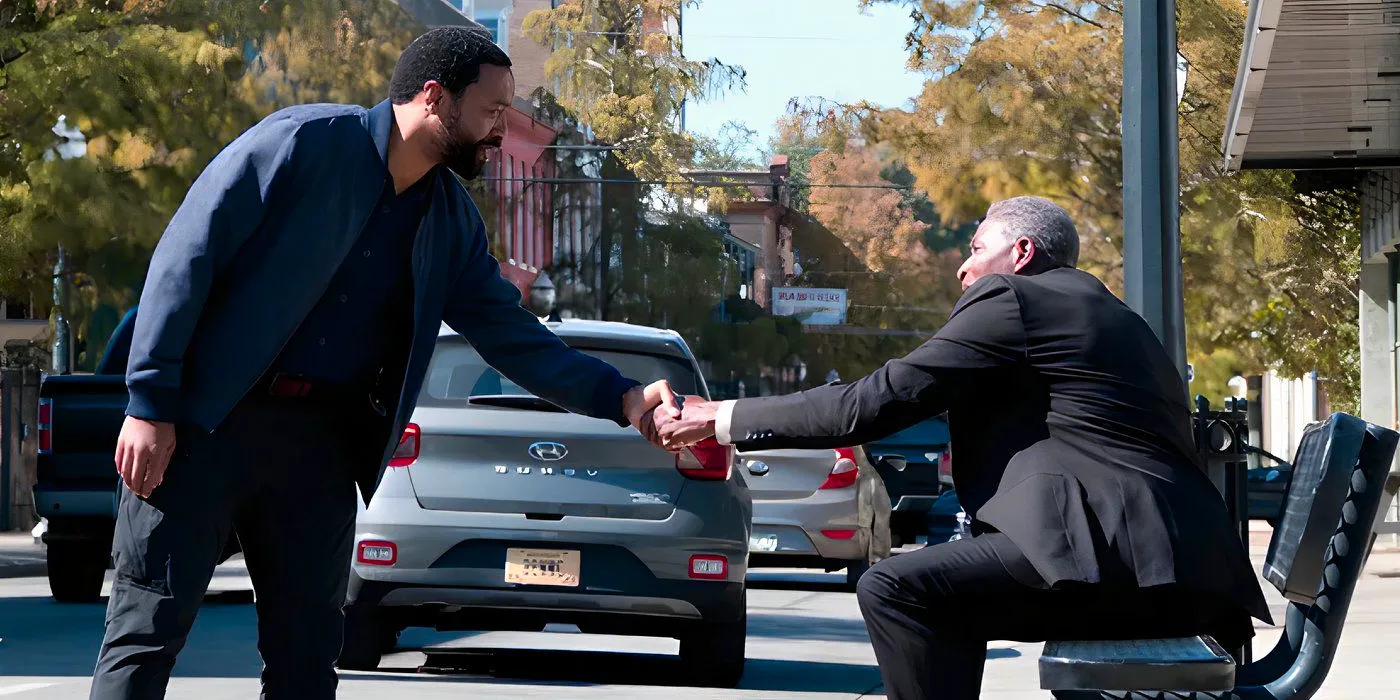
[1237,419,1398,699]
[1261,413,1367,604]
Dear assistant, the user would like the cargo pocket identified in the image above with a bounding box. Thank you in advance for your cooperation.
[113,486,171,596]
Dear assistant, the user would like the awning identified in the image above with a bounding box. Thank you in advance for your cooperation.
[1224,0,1400,171]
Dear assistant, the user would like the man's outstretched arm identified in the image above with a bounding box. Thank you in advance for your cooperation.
[659,276,1027,451]
[441,202,679,439]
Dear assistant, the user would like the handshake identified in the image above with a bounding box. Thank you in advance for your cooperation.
[622,380,723,451]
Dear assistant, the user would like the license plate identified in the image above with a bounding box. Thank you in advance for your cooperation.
[505,548,580,587]
[749,534,779,552]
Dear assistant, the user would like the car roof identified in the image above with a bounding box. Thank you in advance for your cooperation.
[437,318,693,358]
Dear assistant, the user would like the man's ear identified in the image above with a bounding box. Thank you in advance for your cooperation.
[1012,236,1037,273]
[421,81,446,113]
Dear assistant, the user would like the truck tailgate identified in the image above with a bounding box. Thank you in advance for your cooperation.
[37,375,128,483]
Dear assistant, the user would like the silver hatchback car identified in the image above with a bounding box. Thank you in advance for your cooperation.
[741,445,892,589]
[340,320,752,686]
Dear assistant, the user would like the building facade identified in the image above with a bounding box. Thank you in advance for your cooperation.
[1224,0,1400,541]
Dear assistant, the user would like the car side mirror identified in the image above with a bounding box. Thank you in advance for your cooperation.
[877,455,908,472]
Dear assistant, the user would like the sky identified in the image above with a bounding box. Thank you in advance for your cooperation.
[680,0,928,161]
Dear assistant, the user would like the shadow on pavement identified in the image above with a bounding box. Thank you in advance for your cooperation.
[745,571,852,593]
[363,648,885,694]
[748,612,871,642]
[0,595,265,679]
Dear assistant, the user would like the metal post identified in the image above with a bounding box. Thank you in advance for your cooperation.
[1122,0,1187,382]
[52,245,71,375]
[1,372,9,531]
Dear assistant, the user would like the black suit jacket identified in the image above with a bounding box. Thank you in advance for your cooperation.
[728,267,1271,624]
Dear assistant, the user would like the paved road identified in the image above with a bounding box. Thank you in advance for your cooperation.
[0,559,926,699]
[5,538,1400,699]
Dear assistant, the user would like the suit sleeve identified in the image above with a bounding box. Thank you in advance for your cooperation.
[726,276,1027,451]
[125,115,303,423]
[441,203,641,427]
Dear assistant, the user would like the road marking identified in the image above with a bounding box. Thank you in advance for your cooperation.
[0,684,58,696]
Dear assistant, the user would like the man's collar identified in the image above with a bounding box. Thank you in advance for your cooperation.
[366,98,394,166]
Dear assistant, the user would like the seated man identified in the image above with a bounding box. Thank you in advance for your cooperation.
[657,196,1271,700]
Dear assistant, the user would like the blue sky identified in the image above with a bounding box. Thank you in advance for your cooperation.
[681,0,927,159]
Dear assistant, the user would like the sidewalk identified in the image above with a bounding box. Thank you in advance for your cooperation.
[0,531,45,579]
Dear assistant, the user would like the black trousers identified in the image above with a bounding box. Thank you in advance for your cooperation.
[89,394,373,700]
[856,533,1252,700]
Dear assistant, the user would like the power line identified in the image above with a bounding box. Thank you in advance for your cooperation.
[552,29,851,42]
[480,176,909,190]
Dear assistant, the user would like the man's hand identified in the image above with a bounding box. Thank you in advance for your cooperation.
[115,416,177,498]
[655,396,719,450]
[623,380,682,448]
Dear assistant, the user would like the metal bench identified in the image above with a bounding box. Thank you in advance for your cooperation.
[1039,412,1400,699]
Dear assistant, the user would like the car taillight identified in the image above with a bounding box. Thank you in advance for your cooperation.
[37,398,52,455]
[689,554,728,580]
[389,423,420,467]
[821,529,857,540]
[676,438,732,480]
[819,447,859,490]
[939,447,953,482]
[357,540,397,566]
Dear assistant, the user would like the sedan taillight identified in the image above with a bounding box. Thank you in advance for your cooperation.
[819,447,859,490]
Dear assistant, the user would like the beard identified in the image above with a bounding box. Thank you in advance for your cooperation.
[436,105,500,180]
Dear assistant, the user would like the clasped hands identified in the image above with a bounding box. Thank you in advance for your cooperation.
[622,381,723,450]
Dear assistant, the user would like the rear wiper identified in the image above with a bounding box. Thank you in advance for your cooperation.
[467,395,568,412]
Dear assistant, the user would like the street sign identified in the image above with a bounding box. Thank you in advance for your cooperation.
[772,287,848,325]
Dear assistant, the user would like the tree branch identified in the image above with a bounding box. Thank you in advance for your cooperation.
[1035,2,1106,29]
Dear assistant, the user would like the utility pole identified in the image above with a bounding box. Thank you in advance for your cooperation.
[52,246,70,375]
[1122,0,1187,384]
[47,115,85,375]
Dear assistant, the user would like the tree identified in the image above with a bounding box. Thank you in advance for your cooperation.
[693,120,762,171]
[521,0,744,183]
[857,0,1355,406]
[0,0,424,359]
[1228,171,1363,412]
[763,104,968,385]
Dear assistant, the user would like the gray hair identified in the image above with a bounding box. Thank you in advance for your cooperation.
[983,196,1080,268]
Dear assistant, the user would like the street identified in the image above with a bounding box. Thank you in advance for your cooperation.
[4,534,1400,698]
[0,557,912,699]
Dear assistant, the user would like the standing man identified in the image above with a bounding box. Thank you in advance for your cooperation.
[655,196,1271,700]
[92,28,678,700]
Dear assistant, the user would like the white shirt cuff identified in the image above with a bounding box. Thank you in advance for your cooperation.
[714,400,738,445]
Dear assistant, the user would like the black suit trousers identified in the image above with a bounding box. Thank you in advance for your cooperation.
[89,394,376,700]
[856,533,1252,700]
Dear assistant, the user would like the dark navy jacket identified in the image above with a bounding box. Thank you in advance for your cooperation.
[126,99,639,499]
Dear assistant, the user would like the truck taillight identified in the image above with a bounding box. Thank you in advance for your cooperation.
[676,438,732,480]
[819,447,859,490]
[37,398,52,455]
[389,423,420,467]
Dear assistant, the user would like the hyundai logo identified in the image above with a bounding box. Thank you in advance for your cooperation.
[528,442,569,461]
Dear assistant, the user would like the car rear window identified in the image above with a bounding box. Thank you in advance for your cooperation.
[422,336,702,404]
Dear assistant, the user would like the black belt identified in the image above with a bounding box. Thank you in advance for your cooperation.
[252,373,387,416]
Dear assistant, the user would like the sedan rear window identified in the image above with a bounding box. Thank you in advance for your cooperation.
[422,337,702,406]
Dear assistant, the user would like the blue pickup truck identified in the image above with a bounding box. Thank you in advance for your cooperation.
[866,418,961,546]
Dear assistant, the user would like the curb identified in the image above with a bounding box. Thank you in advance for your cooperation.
[0,561,45,579]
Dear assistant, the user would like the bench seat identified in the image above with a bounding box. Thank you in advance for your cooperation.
[1038,636,1236,692]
